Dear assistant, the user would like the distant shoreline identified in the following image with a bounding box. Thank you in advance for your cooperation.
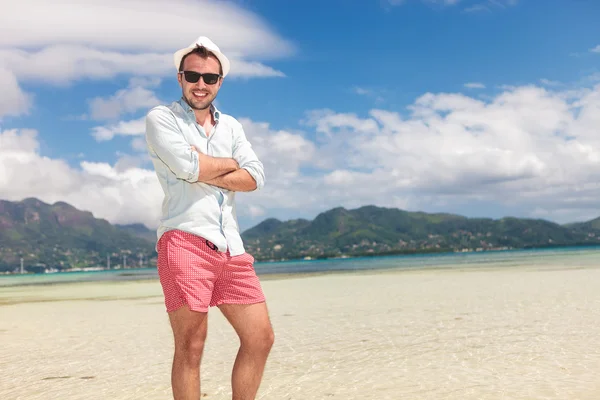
[4,242,600,277]
[2,244,600,288]
[252,241,600,263]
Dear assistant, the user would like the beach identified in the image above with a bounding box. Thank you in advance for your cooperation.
[1,262,600,399]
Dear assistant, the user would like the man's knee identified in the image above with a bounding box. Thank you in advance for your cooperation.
[261,325,275,350]
[176,333,207,365]
[185,333,207,355]
[242,325,275,354]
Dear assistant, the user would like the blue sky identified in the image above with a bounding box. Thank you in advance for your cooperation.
[1,0,600,231]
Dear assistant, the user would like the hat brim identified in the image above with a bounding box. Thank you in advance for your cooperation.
[173,47,231,78]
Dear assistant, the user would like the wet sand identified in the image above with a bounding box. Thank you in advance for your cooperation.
[1,263,599,399]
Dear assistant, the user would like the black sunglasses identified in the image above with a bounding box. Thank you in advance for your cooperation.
[179,71,222,85]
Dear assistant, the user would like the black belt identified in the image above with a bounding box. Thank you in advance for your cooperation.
[205,240,218,251]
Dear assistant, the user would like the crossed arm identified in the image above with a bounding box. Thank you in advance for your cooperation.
[145,108,263,193]
[193,147,258,192]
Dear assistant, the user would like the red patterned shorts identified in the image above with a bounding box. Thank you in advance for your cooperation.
[157,229,266,313]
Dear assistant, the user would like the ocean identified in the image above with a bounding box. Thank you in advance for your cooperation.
[1,246,599,288]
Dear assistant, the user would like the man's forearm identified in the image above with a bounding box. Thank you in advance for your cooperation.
[194,149,239,181]
[202,168,257,192]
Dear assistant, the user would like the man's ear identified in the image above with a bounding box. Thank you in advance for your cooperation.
[177,73,183,88]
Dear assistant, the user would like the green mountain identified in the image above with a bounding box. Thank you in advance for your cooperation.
[2,199,600,272]
[241,205,600,260]
[116,223,157,242]
[565,217,600,232]
[0,198,156,273]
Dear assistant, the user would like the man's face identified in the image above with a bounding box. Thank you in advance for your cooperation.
[178,53,223,111]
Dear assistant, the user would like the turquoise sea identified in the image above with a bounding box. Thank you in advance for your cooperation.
[2,246,600,287]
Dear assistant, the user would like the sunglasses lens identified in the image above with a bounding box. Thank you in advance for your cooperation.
[183,71,201,83]
[181,71,220,85]
[203,74,220,85]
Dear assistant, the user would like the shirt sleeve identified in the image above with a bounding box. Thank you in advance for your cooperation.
[145,107,199,182]
[231,119,265,191]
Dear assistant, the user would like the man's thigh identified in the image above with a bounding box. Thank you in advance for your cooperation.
[218,302,273,341]
[169,304,208,340]
[210,252,266,308]
[169,304,208,354]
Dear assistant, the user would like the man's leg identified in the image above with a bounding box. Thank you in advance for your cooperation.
[218,302,275,400]
[168,305,209,400]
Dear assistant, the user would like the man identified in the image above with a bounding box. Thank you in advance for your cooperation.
[144,36,274,400]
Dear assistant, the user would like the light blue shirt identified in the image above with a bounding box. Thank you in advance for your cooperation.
[145,98,265,256]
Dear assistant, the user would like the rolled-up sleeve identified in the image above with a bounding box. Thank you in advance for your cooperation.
[145,107,199,182]
[232,120,265,191]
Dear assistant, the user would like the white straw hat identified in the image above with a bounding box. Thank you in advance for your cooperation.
[173,36,231,77]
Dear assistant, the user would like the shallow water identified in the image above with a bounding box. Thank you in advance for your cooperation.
[1,261,600,399]
[2,245,600,287]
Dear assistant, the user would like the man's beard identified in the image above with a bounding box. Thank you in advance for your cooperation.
[183,91,215,111]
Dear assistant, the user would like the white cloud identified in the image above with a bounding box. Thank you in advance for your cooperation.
[464,82,486,89]
[540,78,562,87]
[0,118,317,228]
[463,0,518,12]
[353,86,386,103]
[299,110,382,171]
[88,79,162,120]
[0,68,32,118]
[0,46,170,85]
[464,4,490,12]
[128,77,162,89]
[0,46,287,84]
[248,205,266,218]
[354,87,371,96]
[390,0,518,8]
[91,117,146,141]
[288,83,600,223]
[304,109,379,137]
[5,81,600,228]
[483,0,519,7]
[0,0,293,106]
[238,119,316,179]
[426,0,462,5]
[229,60,286,78]
[131,137,149,153]
[0,129,163,228]
[1,0,300,118]
[387,0,461,6]
[232,119,321,216]
[0,0,292,56]
[590,45,600,54]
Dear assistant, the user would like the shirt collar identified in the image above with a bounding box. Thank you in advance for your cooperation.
[178,97,221,122]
